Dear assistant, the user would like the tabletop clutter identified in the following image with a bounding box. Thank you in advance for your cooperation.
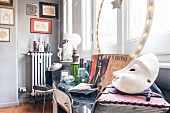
[58,58,97,95]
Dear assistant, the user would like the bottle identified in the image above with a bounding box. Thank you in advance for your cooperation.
[33,35,38,51]
[71,63,79,85]
[78,58,86,83]
[45,44,50,52]
[45,37,50,52]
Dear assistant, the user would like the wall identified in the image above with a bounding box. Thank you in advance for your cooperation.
[0,0,18,108]
[0,0,60,107]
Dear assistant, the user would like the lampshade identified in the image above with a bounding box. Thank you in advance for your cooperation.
[48,63,62,71]
[68,34,81,49]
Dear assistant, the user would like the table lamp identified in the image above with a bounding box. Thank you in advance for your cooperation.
[68,34,81,85]
[68,34,81,63]
[48,63,62,71]
[46,63,62,85]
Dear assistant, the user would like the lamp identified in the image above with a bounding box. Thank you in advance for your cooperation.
[48,63,62,71]
[46,63,62,86]
[68,34,81,63]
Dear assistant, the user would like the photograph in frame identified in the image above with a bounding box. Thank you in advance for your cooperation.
[39,2,58,19]
[0,0,13,6]
[0,8,14,25]
[0,27,10,42]
[30,18,52,34]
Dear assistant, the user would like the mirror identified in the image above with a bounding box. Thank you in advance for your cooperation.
[96,0,154,59]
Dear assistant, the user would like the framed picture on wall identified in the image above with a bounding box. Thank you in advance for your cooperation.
[0,27,10,42]
[0,8,14,25]
[30,18,52,34]
[39,2,58,19]
[0,0,13,6]
[26,3,37,16]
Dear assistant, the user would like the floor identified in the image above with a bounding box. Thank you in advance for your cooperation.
[0,102,52,113]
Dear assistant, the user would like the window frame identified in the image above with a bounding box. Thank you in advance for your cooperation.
[65,0,170,62]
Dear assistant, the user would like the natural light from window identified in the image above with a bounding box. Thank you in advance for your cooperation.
[128,0,147,40]
[96,0,117,52]
[150,0,170,36]
[82,0,92,51]
[129,0,170,40]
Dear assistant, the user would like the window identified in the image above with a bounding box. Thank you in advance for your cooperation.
[65,0,170,61]
[95,0,117,53]
[128,0,170,40]
[150,0,170,36]
[127,0,147,40]
[82,0,92,51]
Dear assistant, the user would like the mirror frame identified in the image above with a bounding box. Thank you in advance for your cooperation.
[96,0,154,59]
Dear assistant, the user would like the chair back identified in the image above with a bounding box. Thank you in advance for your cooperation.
[54,88,74,113]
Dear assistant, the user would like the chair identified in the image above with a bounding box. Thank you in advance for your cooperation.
[33,63,62,113]
[53,84,77,113]
[33,75,54,113]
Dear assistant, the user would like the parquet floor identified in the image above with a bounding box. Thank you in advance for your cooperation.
[0,102,52,113]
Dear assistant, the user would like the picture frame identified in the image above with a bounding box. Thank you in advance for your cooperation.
[30,18,52,34]
[39,2,58,19]
[0,27,10,42]
[26,3,37,16]
[0,7,14,25]
[0,0,13,6]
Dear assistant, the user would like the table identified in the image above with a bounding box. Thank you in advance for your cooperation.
[53,80,97,113]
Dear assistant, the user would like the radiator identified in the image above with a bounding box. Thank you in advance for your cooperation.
[28,52,53,96]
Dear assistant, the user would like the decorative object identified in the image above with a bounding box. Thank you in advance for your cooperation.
[62,34,72,61]
[48,63,62,71]
[30,18,52,34]
[38,36,44,52]
[111,0,123,9]
[68,34,81,63]
[0,27,10,42]
[0,0,13,6]
[68,34,81,85]
[39,2,58,19]
[89,54,131,91]
[96,0,154,59]
[26,3,37,16]
[112,53,159,94]
[0,7,14,25]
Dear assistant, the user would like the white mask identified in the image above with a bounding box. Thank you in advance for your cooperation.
[112,53,159,94]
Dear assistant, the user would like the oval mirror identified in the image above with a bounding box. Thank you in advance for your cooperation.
[96,0,154,59]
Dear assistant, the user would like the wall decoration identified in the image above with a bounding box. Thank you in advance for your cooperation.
[0,0,13,6]
[96,0,154,59]
[30,18,52,34]
[39,2,58,19]
[0,7,14,25]
[111,0,123,9]
[26,3,37,16]
[0,27,10,42]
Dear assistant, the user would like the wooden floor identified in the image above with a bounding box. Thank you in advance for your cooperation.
[0,102,52,113]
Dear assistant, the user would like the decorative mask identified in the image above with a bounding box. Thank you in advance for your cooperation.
[112,53,159,94]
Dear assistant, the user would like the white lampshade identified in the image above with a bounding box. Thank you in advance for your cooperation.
[68,34,81,49]
[48,63,62,71]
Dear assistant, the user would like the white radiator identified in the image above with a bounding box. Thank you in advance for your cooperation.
[28,52,53,96]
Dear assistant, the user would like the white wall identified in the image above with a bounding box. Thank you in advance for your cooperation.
[0,0,18,108]
[0,0,60,107]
